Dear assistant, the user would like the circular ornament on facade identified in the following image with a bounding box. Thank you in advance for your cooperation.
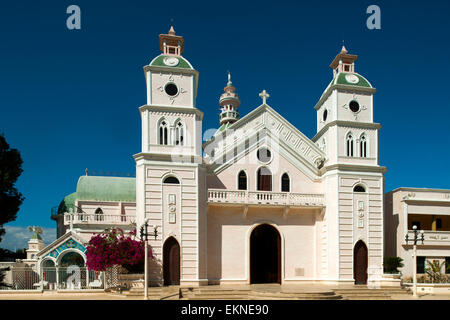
[345,74,360,84]
[257,147,272,164]
[163,57,179,67]
[349,100,360,113]
[164,82,179,96]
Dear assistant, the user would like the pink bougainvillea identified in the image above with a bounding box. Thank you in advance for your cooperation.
[86,228,152,271]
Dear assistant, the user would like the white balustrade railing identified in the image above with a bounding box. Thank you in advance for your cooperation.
[63,213,136,225]
[406,230,450,246]
[207,189,325,207]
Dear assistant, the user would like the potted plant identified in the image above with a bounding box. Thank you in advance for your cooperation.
[383,256,404,279]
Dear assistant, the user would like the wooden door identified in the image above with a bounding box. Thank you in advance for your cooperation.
[163,237,180,285]
[257,167,272,191]
[354,240,368,285]
[250,224,281,284]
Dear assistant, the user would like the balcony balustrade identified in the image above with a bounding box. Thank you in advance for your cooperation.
[63,213,136,226]
[405,230,450,246]
[207,189,325,207]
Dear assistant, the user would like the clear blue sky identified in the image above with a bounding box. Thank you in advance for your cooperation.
[1,0,449,232]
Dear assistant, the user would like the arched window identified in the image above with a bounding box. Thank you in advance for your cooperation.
[257,167,272,191]
[353,185,366,193]
[95,208,104,221]
[346,133,354,157]
[360,134,367,158]
[238,171,247,190]
[281,173,290,192]
[163,176,180,184]
[174,121,184,146]
[159,120,168,145]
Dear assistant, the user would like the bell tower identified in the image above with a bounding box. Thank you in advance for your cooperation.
[134,27,207,287]
[218,72,241,130]
[312,45,386,285]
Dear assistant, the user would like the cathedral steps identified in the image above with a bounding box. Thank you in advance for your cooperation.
[122,286,180,299]
[249,290,342,300]
[120,285,410,300]
[181,287,342,300]
[181,287,250,300]
[334,287,410,300]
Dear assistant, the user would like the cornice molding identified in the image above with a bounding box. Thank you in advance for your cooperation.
[313,120,381,142]
[143,65,199,77]
[388,187,450,194]
[402,198,450,206]
[139,104,204,120]
[133,152,203,164]
[314,84,377,111]
[321,163,387,174]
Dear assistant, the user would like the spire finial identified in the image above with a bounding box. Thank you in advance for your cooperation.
[85,168,88,176]
[341,40,348,54]
[227,70,232,86]
[259,90,270,105]
[169,25,175,35]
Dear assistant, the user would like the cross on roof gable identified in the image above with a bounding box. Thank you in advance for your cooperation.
[204,104,326,178]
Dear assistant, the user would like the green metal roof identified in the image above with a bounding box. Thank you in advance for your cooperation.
[76,176,136,202]
[150,55,193,69]
[57,176,136,214]
[333,72,372,88]
[57,192,77,214]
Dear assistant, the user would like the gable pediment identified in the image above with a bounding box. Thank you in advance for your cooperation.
[37,231,86,259]
[204,104,326,178]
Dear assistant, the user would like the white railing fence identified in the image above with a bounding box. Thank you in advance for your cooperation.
[0,267,104,290]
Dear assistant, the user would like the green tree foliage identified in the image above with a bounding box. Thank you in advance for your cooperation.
[0,267,11,289]
[426,260,446,283]
[0,133,24,242]
[383,256,404,274]
[0,248,26,261]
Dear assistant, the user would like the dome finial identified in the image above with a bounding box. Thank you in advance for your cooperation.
[341,40,348,54]
[227,70,232,86]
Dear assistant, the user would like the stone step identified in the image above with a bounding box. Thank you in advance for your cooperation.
[184,289,342,300]
[343,297,392,300]
[196,290,251,295]
[335,290,408,294]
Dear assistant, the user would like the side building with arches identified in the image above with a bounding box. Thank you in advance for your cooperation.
[14,175,139,289]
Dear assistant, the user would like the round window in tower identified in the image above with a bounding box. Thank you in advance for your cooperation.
[323,109,328,121]
[257,147,272,163]
[164,83,179,96]
[349,100,360,113]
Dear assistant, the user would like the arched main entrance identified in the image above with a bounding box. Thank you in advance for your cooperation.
[250,224,281,284]
[353,240,368,285]
[163,237,180,285]
[58,251,87,289]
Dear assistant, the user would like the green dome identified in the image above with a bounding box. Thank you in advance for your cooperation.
[57,192,77,214]
[149,55,193,69]
[76,176,136,202]
[332,72,373,88]
[57,176,136,214]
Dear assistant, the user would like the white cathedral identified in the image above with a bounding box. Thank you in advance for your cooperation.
[21,27,450,289]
